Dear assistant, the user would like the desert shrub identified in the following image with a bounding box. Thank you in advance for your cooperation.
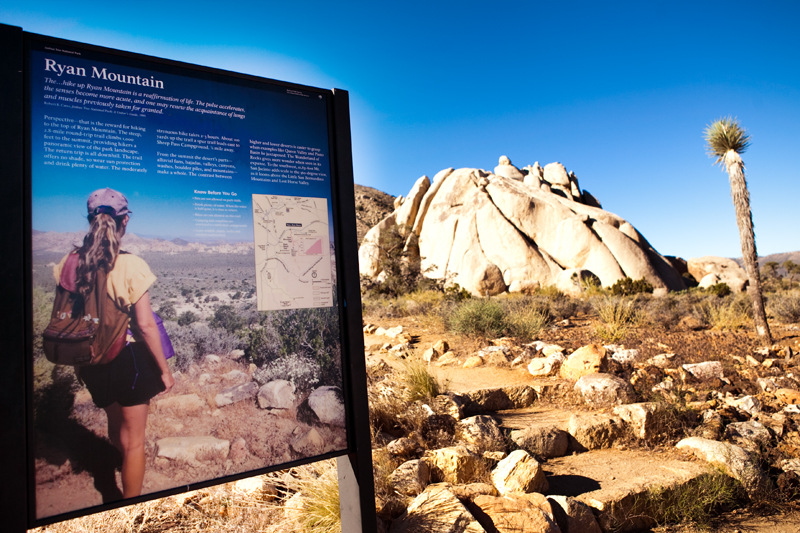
[253,353,321,392]
[401,359,443,402]
[639,467,746,528]
[641,295,682,329]
[157,300,176,320]
[246,307,342,387]
[769,292,800,323]
[503,299,551,341]
[706,282,732,298]
[592,296,641,343]
[446,298,507,337]
[177,310,197,326]
[697,295,751,331]
[610,276,654,296]
[209,304,247,333]
[280,460,340,533]
[165,321,244,371]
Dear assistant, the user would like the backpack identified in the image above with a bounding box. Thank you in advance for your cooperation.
[43,254,130,365]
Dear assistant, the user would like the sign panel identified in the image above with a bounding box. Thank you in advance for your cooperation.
[26,35,351,522]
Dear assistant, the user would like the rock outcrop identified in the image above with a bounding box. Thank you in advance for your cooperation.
[360,157,686,296]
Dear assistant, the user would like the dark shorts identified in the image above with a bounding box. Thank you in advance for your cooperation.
[79,342,165,408]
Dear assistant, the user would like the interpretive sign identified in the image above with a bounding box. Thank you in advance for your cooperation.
[0,24,375,532]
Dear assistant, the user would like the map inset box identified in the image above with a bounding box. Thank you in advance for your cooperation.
[252,194,333,310]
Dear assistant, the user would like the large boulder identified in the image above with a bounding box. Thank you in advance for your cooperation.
[389,484,486,533]
[307,386,346,427]
[687,256,748,292]
[471,494,560,532]
[491,450,549,495]
[359,159,686,296]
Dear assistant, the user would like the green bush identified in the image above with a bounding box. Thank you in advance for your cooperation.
[177,311,197,326]
[446,298,507,337]
[504,300,551,341]
[593,296,641,342]
[157,301,176,320]
[610,277,654,296]
[402,359,443,402]
[706,283,732,298]
[209,304,246,333]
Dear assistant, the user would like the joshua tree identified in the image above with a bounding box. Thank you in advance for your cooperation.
[704,117,771,343]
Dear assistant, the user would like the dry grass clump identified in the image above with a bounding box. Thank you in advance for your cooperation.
[769,291,800,323]
[697,294,752,331]
[639,467,747,528]
[401,359,444,402]
[592,296,643,342]
[279,460,341,533]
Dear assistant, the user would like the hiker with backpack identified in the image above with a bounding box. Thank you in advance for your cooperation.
[49,188,174,499]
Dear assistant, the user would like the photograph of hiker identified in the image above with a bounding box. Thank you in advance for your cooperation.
[29,41,346,520]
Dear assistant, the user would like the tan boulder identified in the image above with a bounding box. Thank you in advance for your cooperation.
[491,449,549,495]
[463,356,484,368]
[494,155,525,181]
[425,446,482,484]
[688,256,748,292]
[389,484,486,533]
[471,494,560,532]
[543,162,571,188]
[560,344,607,380]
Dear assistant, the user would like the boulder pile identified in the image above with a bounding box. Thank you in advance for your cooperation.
[359,156,688,296]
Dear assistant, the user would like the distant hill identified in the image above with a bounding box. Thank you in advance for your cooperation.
[733,251,800,272]
[354,184,395,243]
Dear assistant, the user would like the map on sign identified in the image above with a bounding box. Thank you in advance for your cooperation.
[252,194,333,310]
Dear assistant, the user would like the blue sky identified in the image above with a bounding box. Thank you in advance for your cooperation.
[4,1,799,258]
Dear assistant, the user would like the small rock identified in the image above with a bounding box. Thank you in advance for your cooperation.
[613,403,660,440]
[528,351,565,377]
[384,325,404,338]
[389,459,430,496]
[560,344,607,380]
[436,351,458,366]
[229,349,246,359]
[449,483,498,500]
[233,477,264,494]
[682,361,724,381]
[308,386,346,427]
[776,388,800,405]
[547,495,602,533]
[458,415,504,451]
[156,393,207,415]
[645,352,676,368]
[291,427,324,456]
[204,354,221,364]
[433,340,449,354]
[156,436,230,466]
[724,421,771,451]
[422,347,438,362]
[567,413,624,451]
[757,377,779,393]
[387,437,417,457]
[725,395,761,416]
[510,426,569,459]
[574,373,634,406]
[610,349,640,365]
[363,324,378,334]
[492,449,548,495]
[463,355,484,368]
[229,437,249,464]
[432,394,464,420]
[258,380,296,410]
[215,381,259,407]
[222,369,249,382]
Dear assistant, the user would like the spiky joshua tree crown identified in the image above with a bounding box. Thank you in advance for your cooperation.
[704,116,751,165]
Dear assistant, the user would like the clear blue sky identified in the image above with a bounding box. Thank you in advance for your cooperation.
[4,1,799,259]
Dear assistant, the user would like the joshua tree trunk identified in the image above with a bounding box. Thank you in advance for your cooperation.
[724,151,772,344]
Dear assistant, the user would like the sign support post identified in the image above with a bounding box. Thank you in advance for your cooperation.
[332,87,377,533]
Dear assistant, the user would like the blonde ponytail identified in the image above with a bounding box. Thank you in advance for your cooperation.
[75,213,124,299]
